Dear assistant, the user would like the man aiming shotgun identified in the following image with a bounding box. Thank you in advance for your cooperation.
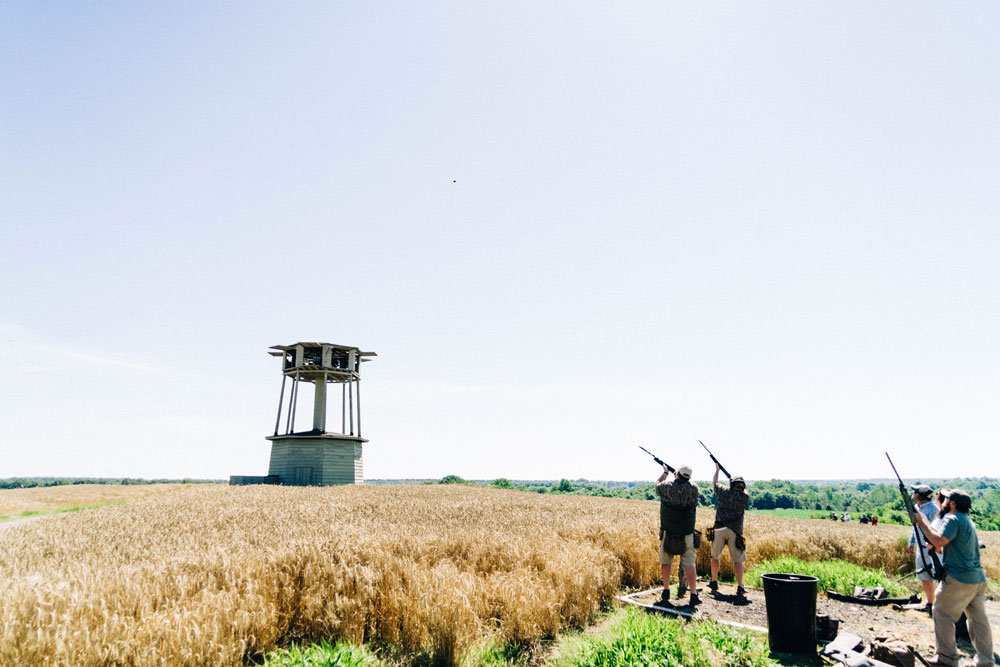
[639,447,685,594]
[701,441,750,596]
[908,483,941,610]
[640,446,701,605]
[911,484,993,667]
[886,453,943,589]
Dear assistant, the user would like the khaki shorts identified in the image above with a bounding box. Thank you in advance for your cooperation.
[710,526,746,563]
[914,551,936,581]
[659,532,696,567]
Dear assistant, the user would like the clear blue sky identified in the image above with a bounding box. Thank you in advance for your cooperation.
[2,3,998,482]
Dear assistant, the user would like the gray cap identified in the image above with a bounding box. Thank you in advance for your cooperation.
[911,484,933,499]
[677,465,692,478]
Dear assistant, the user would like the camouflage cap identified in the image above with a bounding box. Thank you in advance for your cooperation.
[947,489,972,512]
[910,484,933,499]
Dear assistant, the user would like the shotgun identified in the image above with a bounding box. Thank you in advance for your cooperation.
[638,446,675,473]
[886,452,943,581]
[699,440,731,480]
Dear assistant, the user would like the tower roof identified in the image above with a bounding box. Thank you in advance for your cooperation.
[268,342,377,357]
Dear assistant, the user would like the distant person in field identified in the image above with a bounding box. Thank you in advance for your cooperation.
[915,489,993,667]
[707,462,750,596]
[655,463,700,605]
[859,513,870,524]
[909,484,939,608]
[871,515,878,526]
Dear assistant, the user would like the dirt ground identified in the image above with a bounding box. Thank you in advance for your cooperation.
[624,580,1000,666]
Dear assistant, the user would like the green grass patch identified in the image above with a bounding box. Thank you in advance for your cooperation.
[262,640,382,666]
[465,640,533,666]
[746,556,906,597]
[549,606,777,667]
[0,501,127,522]
[261,609,779,667]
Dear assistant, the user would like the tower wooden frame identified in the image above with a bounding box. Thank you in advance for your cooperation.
[264,341,376,486]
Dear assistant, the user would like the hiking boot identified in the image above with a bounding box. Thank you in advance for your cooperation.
[736,586,747,596]
[689,592,702,605]
[660,588,670,602]
[708,580,718,592]
[676,584,687,597]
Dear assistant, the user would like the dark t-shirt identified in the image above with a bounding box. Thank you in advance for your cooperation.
[656,478,698,535]
[940,513,986,584]
[713,483,749,534]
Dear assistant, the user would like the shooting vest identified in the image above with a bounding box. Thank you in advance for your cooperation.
[659,480,698,535]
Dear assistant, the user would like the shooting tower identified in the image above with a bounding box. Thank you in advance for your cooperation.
[263,342,376,485]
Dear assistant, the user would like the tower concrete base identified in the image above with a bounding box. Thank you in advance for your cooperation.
[265,433,367,486]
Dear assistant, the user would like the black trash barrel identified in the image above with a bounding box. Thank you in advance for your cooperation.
[761,573,819,654]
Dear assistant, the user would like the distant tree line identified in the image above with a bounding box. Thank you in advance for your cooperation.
[0,477,224,489]
[429,475,1000,531]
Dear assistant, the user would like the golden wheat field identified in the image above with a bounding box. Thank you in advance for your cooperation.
[1,484,997,666]
[0,483,189,518]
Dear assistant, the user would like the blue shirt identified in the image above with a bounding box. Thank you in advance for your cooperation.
[909,501,938,547]
[939,512,986,584]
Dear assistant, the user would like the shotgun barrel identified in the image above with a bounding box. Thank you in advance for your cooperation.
[638,446,675,473]
[699,440,731,479]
